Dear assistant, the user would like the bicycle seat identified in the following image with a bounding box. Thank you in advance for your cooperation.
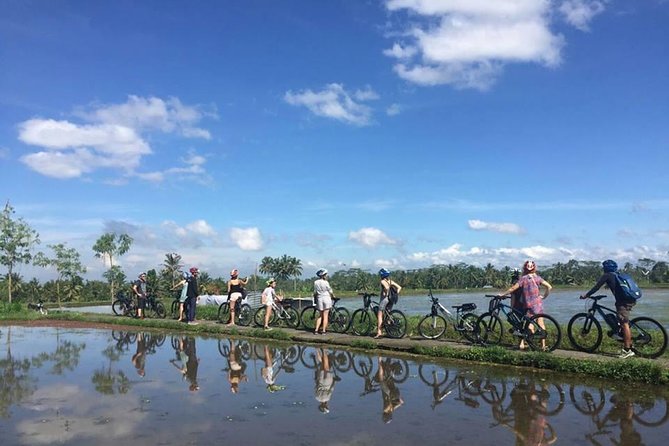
[453,303,476,312]
[333,297,340,304]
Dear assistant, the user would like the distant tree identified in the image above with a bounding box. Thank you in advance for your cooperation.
[162,253,183,288]
[0,202,40,303]
[92,233,132,302]
[103,265,127,298]
[259,254,303,291]
[34,243,86,307]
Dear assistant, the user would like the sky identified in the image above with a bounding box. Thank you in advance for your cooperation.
[1,0,668,282]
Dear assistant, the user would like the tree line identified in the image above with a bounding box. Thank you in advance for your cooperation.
[2,202,668,304]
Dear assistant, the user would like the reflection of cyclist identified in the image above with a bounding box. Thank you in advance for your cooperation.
[606,393,642,445]
[181,337,200,391]
[227,340,247,393]
[314,348,335,414]
[376,356,404,423]
[581,259,636,359]
[131,332,147,377]
[261,345,285,393]
[506,380,557,446]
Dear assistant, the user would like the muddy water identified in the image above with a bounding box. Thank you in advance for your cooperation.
[1,325,667,445]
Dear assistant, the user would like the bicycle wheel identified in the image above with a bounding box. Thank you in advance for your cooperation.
[569,384,605,415]
[253,306,268,327]
[535,384,565,416]
[477,312,503,345]
[630,316,668,359]
[332,350,352,372]
[281,307,300,328]
[418,314,447,339]
[352,353,374,377]
[170,299,180,318]
[330,307,351,333]
[218,303,231,324]
[479,378,507,405]
[350,309,373,336]
[237,304,253,326]
[418,364,449,386]
[459,313,481,344]
[217,340,230,357]
[112,299,124,316]
[567,313,602,353]
[633,397,669,427]
[386,358,409,383]
[299,346,318,369]
[300,306,318,331]
[526,314,562,352]
[155,302,167,319]
[385,310,407,338]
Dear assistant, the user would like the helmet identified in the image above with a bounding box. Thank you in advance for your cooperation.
[523,260,536,273]
[189,267,199,274]
[266,278,276,286]
[602,259,618,273]
[230,269,239,278]
[138,272,146,278]
[378,268,390,278]
[316,268,328,278]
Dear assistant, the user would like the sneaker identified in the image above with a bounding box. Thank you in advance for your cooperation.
[618,349,635,359]
[188,321,199,326]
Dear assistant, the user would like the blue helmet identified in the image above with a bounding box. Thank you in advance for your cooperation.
[602,259,618,273]
[378,268,390,278]
[316,268,328,278]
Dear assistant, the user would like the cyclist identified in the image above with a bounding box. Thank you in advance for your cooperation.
[581,259,636,359]
[170,272,190,322]
[226,268,249,326]
[261,278,283,330]
[313,268,335,335]
[501,260,552,350]
[186,267,200,325]
[376,268,402,339]
[132,272,148,320]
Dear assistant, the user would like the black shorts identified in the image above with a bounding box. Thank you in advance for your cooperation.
[137,295,147,309]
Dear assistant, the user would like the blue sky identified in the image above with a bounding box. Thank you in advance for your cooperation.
[1,0,668,281]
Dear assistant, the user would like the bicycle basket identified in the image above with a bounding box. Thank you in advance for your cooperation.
[461,303,476,312]
[488,298,499,313]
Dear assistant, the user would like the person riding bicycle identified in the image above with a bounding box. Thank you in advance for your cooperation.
[581,259,636,359]
[313,268,335,335]
[501,261,552,350]
[227,268,249,326]
[376,268,402,339]
[132,272,148,320]
[261,278,283,330]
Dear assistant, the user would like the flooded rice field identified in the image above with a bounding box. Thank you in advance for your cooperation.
[1,325,667,445]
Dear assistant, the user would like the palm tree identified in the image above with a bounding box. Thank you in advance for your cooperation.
[162,253,183,288]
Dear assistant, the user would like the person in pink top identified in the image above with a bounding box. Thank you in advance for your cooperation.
[502,260,553,350]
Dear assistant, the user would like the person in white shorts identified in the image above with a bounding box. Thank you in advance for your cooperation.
[313,268,335,335]
[261,278,282,330]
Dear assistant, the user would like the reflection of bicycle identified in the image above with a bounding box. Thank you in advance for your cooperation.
[417,365,484,410]
[417,290,479,342]
[477,294,562,351]
[349,292,407,338]
[567,294,668,358]
[217,298,252,326]
[253,299,301,328]
[300,297,351,333]
[111,331,137,352]
[217,338,253,360]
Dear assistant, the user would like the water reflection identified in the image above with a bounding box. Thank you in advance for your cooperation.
[1,326,668,445]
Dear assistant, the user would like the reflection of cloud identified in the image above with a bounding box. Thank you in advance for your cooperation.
[18,384,146,444]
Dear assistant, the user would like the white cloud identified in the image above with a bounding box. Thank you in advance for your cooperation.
[284,83,377,126]
[384,0,567,89]
[0,146,10,159]
[349,227,398,248]
[468,219,525,234]
[17,96,215,182]
[230,227,263,251]
[386,104,402,116]
[559,0,607,31]
[135,151,211,185]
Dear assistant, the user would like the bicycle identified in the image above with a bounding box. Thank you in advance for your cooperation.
[253,298,300,328]
[349,292,407,339]
[417,289,480,343]
[112,291,137,318]
[567,294,668,358]
[27,299,48,315]
[217,298,253,326]
[476,294,562,351]
[300,297,351,333]
[144,292,167,319]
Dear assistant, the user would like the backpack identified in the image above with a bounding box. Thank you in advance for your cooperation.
[615,272,642,301]
[388,285,399,306]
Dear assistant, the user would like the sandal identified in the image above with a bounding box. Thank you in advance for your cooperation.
[373,334,383,339]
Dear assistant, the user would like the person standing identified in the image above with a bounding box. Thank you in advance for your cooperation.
[170,272,190,322]
[376,268,402,339]
[261,278,282,330]
[581,259,636,358]
[501,260,553,350]
[186,267,200,325]
[131,332,147,377]
[132,272,148,320]
[227,268,249,326]
[313,269,335,335]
